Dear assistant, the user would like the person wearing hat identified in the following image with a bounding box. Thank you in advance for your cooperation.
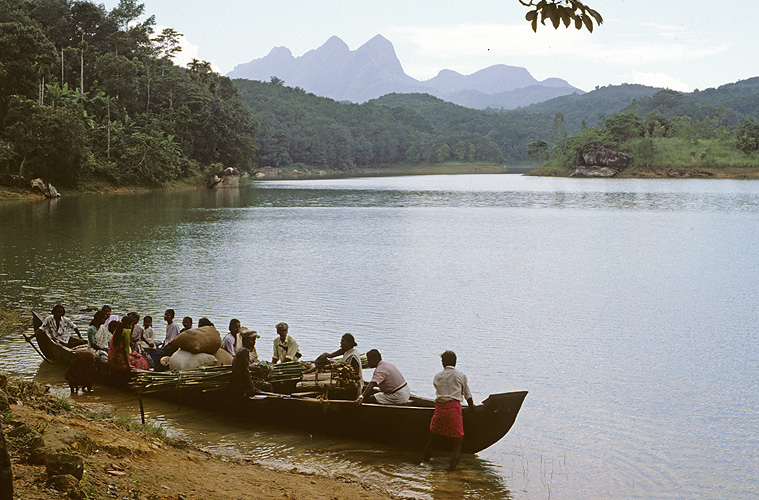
[231,329,270,395]
[240,328,260,362]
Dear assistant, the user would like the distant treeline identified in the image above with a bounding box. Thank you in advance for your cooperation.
[4,0,759,187]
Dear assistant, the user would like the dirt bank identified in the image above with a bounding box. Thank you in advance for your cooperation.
[1,376,399,500]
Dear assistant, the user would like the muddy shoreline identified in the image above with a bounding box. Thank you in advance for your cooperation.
[0,375,399,500]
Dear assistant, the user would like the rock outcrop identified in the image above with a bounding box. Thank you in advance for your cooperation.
[571,147,630,177]
[30,178,61,198]
[207,167,241,189]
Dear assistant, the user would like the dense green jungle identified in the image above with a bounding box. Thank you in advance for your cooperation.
[3,0,759,192]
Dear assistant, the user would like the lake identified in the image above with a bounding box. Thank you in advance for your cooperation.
[0,174,757,499]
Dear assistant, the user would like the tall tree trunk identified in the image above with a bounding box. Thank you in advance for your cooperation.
[61,46,64,83]
[144,60,151,112]
[79,35,84,92]
[106,99,111,158]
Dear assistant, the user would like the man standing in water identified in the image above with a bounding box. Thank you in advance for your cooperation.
[421,350,475,472]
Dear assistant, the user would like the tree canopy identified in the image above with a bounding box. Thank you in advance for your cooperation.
[0,0,256,187]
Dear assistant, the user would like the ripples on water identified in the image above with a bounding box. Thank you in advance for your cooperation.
[1,175,758,500]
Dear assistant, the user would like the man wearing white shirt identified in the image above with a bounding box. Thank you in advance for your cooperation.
[421,350,475,472]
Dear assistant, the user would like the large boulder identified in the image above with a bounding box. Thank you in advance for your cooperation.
[46,453,84,480]
[30,178,61,198]
[570,166,619,178]
[573,146,630,177]
[46,474,85,499]
[206,167,241,188]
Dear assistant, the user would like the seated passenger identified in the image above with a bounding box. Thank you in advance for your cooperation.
[180,316,193,332]
[232,331,272,395]
[222,319,241,356]
[41,304,86,348]
[272,322,301,364]
[87,310,108,361]
[316,333,364,393]
[355,349,410,405]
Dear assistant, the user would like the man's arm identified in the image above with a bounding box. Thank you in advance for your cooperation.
[355,380,378,404]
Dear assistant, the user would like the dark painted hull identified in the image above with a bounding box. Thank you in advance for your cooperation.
[32,313,526,453]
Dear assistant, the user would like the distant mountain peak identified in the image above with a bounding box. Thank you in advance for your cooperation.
[227,35,582,108]
[266,46,293,58]
[356,34,394,53]
[318,35,350,52]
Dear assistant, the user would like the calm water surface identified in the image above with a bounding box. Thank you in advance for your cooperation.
[1,175,757,500]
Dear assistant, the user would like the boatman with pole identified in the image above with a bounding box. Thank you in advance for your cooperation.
[421,350,474,472]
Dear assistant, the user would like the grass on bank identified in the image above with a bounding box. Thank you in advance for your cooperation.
[528,136,759,178]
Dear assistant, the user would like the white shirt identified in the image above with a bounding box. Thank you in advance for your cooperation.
[165,322,181,344]
[41,315,77,344]
[433,366,472,403]
[273,334,300,362]
[222,332,236,356]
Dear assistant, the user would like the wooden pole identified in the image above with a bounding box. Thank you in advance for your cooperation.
[139,394,145,425]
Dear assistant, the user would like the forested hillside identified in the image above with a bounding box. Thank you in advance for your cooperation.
[0,0,257,187]
[234,80,504,169]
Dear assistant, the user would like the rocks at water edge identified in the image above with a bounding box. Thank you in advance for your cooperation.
[571,146,630,177]
[30,178,61,198]
[206,167,241,188]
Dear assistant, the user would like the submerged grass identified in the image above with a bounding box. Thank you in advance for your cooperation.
[0,306,23,336]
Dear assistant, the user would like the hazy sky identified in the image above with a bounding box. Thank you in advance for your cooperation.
[101,0,755,93]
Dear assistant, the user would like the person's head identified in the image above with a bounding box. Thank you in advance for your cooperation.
[90,310,107,327]
[164,309,175,323]
[366,349,382,368]
[51,304,65,318]
[441,350,457,368]
[121,315,135,328]
[108,320,120,334]
[340,333,357,351]
[229,319,241,334]
[241,330,260,349]
[276,322,288,340]
[128,312,140,323]
[182,316,193,330]
[102,305,112,316]
[198,317,214,328]
[143,315,152,328]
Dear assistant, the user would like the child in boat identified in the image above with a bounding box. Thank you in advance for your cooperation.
[181,316,193,332]
[139,315,156,350]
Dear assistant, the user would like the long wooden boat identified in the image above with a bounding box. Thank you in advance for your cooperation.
[31,312,526,454]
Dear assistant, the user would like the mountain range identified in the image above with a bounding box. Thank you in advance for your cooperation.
[227,34,583,109]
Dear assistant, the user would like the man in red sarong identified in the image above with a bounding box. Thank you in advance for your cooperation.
[421,350,475,472]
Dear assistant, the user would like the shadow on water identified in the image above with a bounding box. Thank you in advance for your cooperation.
[32,360,515,500]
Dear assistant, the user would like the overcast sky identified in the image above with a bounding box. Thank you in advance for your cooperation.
[101,0,756,93]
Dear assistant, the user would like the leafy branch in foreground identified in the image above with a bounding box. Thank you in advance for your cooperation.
[520,0,603,32]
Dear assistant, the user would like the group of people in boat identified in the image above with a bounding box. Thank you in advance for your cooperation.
[41,303,476,471]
